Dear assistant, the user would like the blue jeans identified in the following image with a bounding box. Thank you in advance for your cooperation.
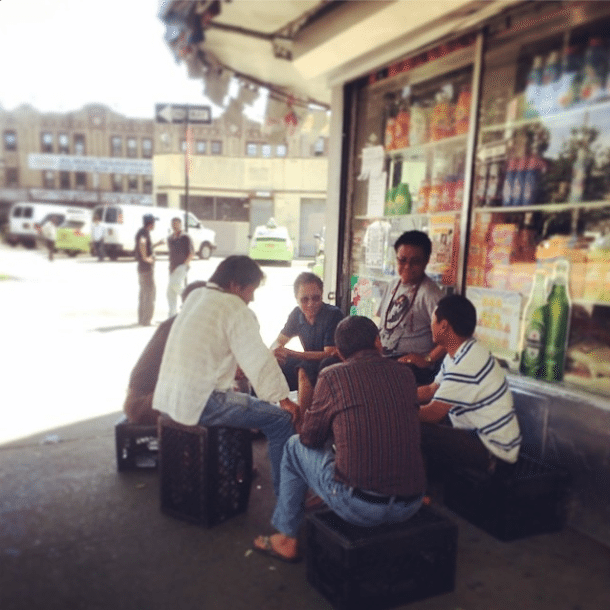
[198,390,295,498]
[272,435,424,538]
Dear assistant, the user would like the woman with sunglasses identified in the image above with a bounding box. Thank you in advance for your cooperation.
[272,272,344,425]
[377,230,446,385]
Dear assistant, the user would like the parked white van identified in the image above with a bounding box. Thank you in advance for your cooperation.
[8,202,74,248]
[92,204,216,260]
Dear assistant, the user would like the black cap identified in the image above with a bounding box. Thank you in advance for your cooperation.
[143,213,157,225]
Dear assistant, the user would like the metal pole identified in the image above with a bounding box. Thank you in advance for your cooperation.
[184,111,190,233]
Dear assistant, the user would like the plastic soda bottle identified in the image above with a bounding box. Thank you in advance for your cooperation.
[519,269,549,378]
[543,260,571,382]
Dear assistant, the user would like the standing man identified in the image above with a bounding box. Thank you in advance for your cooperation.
[167,216,194,317]
[135,213,157,326]
[418,294,521,474]
[253,316,426,563]
[91,215,105,261]
[153,255,299,498]
[41,216,57,261]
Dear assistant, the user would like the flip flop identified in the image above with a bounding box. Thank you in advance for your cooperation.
[252,536,302,564]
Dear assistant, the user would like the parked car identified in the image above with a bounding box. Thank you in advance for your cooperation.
[92,204,216,260]
[249,219,294,265]
[55,210,92,257]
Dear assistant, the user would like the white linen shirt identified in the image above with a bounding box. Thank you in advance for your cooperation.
[152,283,290,425]
[433,338,521,463]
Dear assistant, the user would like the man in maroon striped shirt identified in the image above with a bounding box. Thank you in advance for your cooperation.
[253,315,426,563]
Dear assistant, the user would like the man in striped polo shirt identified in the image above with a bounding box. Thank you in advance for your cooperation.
[418,294,521,474]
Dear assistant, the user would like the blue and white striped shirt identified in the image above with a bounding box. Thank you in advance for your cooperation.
[434,338,521,463]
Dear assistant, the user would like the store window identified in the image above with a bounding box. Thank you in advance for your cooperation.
[127,175,138,192]
[58,133,70,154]
[196,140,207,154]
[112,174,123,192]
[111,136,122,157]
[261,144,272,158]
[59,171,71,189]
[143,176,153,194]
[6,167,19,186]
[313,137,326,156]
[75,172,87,190]
[246,142,258,156]
[276,144,287,157]
[180,139,187,153]
[74,134,86,156]
[467,6,610,397]
[127,137,138,158]
[4,130,17,151]
[142,137,153,158]
[211,140,222,155]
[41,132,54,153]
[43,170,55,188]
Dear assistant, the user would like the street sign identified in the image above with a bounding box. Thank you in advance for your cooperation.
[155,104,212,124]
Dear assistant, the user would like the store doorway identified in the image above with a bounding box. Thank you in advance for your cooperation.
[249,198,274,234]
[299,198,326,257]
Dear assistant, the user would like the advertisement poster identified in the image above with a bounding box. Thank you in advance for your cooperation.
[427,214,459,285]
[467,286,523,361]
[350,275,388,319]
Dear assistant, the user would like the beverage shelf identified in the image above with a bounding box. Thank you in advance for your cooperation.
[480,97,610,134]
[472,200,609,214]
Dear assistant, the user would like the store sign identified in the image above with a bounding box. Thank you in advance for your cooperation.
[28,154,152,176]
[30,189,99,203]
[467,287,522,361]
[155,103,212,124]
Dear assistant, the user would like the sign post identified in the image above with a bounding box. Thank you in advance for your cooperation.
[155,104,212,231]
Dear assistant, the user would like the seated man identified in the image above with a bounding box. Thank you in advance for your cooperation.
[153,255,299,498]
[377,230,446,386]
[418,294,522,474]
[273,272,344,421]
[253,315,426,563]
[123,280,207,425]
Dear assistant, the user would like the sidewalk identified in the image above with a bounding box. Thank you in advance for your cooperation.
[1,412,610,610]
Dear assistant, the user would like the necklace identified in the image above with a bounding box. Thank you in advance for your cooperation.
[383,279,422,333]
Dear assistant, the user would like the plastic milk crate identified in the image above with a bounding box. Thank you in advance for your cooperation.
[159,418,253,528]
[115,416,159,471]
[305,506,458,610]
[443,454,570,541]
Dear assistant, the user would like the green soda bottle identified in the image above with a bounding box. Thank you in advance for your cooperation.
[543,259,571,382]
[393,183,412,215]
[519,269,548,378]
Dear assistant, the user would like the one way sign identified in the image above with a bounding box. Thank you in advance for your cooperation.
[155,104,212,124]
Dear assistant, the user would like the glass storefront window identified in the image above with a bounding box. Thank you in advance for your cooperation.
[466,3,610,397]
[346,41,475,321]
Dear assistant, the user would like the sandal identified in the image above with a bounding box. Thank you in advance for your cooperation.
[252,536,302,564]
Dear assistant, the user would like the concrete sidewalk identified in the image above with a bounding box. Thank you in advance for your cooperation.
[1,412,610,610]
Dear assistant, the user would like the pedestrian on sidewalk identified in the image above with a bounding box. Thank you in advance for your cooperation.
[166,216,193,317]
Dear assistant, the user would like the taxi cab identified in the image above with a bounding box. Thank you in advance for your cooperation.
[248,219,294,265]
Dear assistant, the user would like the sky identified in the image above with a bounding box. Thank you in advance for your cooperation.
[0,0,248,119]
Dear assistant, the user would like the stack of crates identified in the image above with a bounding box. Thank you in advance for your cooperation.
[444,453,570,541]
[115,416,159,471]
[159,418,253,528]
[305,506,457,610]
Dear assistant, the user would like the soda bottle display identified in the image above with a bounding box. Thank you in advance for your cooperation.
[543,259,571,382]
[520,269,549,378]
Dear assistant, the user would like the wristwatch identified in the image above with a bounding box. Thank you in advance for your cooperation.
[424,355,433,364]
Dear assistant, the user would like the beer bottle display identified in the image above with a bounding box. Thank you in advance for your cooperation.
[520,269,549,378]
[543,260,571,382]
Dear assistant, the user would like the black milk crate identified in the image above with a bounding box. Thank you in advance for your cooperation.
[159,419,253,528]
[115,416,159,471]
[305,506,457,610]
[444,454,570,541]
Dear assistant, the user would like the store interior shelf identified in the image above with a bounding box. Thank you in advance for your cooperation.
[386,133,468,159]
[479,97,610,134]
[472,200,610,214]
[355,210,462,221]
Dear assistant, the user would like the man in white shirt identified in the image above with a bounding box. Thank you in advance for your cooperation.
[153,255,299,497]
[418,294,521,474]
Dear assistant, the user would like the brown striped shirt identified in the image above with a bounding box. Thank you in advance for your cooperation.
[300,350,426,497]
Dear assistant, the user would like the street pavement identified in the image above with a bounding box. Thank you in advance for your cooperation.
[0,243,308,445]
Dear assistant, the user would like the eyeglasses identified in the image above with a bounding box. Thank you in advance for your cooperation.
[396,256,425,266]
[299,295,322,304]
